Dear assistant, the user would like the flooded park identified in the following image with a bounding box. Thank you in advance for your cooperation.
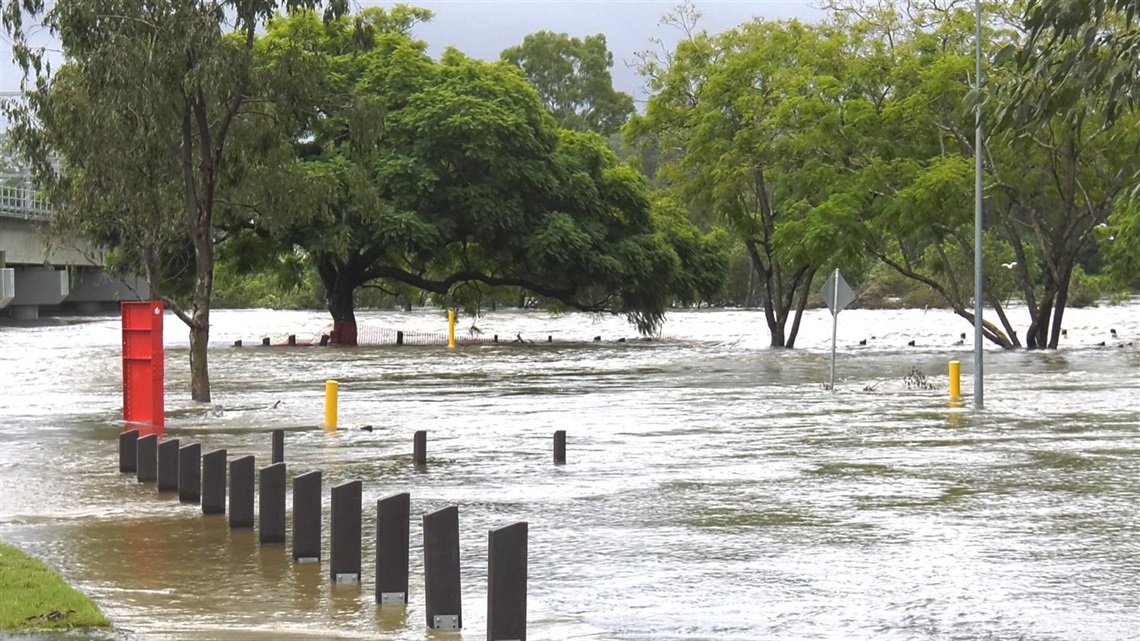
[0,302,1137,640]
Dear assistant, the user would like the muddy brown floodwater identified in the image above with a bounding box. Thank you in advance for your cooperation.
[1,304,1138,640]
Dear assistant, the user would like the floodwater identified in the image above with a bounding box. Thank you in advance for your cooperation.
[0,303,1137,641]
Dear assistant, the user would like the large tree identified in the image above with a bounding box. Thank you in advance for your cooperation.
[251,10,724,344]
[2,0,345,401]
[501,31,635,135]
[628,17,866,347]
[827,0,1137,348]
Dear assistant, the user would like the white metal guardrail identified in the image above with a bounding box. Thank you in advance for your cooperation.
[0,174,54,220]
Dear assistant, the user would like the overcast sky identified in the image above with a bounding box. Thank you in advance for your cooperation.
[1,0,824,107]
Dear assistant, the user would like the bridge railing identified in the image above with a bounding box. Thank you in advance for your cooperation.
[0,173,54,221]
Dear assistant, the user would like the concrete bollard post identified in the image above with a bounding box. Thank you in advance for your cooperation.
[330,480,362,582]
[319,334,330,347]
[259,462,287,544]
[414,430,427,469]
[553,430,566,465]
[397,330,404,346]
[229,455,255,528]
[487,522,528,641]
[119,430,139,473]
[202,449,227,514]
[271,429,284,464]
[423,506,462,630]
[178,443,201,504]
[376,492,411,605]
[287,334,296,346]
[234,339,243,347]
[136,434,158,483]
[157,438,180,492]
[262,337,270,346]
[292,471,322,562]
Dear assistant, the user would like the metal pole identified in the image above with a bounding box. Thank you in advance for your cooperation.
[974,0,985,409]
[830,268,838,392]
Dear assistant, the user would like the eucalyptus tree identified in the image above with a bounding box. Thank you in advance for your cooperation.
[828,0,1137,349]
[501,31,635,136]
[1001,0,1139,129]
[2,0,346,402]
[253,10,725,344]
[628,19,866,347]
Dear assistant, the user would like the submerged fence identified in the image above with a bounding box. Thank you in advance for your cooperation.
[240,322,576,348]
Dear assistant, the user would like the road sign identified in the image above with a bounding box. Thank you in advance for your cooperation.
[821,269,853,392]
[821,270,855,315]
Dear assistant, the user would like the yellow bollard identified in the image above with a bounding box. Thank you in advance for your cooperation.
[948,361,961,401]
[448,310,456,350]
[325,380,338,431]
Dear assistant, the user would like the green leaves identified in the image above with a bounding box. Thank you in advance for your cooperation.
[234,10,718,335]
[501,31,635,135]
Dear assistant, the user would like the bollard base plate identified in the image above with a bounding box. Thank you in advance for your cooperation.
[334,573,360,583]
[379,592,406,605]
[432,614,459,630]
[296,557,320,564]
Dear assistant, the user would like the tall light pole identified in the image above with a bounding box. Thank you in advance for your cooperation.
[974,0,985,409]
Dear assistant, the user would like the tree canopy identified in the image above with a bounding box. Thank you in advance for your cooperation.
[246,10,725,344]
[501,31,635,135]
[2,0,348,401]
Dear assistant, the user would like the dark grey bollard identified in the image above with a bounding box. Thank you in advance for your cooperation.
[553,430,566,465]
[293,471,322,562]
[271,429,284,464]
[229,455,255,528]
[119,430,139,473]
[259,462,287,544]
[157,438,180,492]
[202,449,227,514]
[414,430,427,469]
[396,330,404,346]
[423,506,462,630]
[487,522,528,641]
[178,443,201,504]
[136,434,157,483]
[262,337,270,346]
[330,480,362,582]
[376,492,411,605]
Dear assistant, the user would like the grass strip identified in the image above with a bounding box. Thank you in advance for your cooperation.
[0,542,110,629]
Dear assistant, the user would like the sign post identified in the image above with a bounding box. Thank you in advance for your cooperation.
[820,269,854,392]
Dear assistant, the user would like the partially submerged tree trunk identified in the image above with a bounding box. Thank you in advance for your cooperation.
[328,286,358,346]
[746,240,816,348]
[317,260,360,346]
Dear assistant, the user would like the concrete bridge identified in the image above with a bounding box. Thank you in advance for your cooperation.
[1,169,148,319]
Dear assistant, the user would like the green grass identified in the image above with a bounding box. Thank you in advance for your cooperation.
[0,543,110,630]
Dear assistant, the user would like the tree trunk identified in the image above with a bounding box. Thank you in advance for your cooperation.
[1027,288,1055,349]
[784,268,816,349]
[189,316,210,402]
[190,203,214,402]
[1047,269,1071,349]
[328,285,357,346]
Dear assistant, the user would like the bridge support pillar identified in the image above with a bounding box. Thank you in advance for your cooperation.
[9,305,38,320]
